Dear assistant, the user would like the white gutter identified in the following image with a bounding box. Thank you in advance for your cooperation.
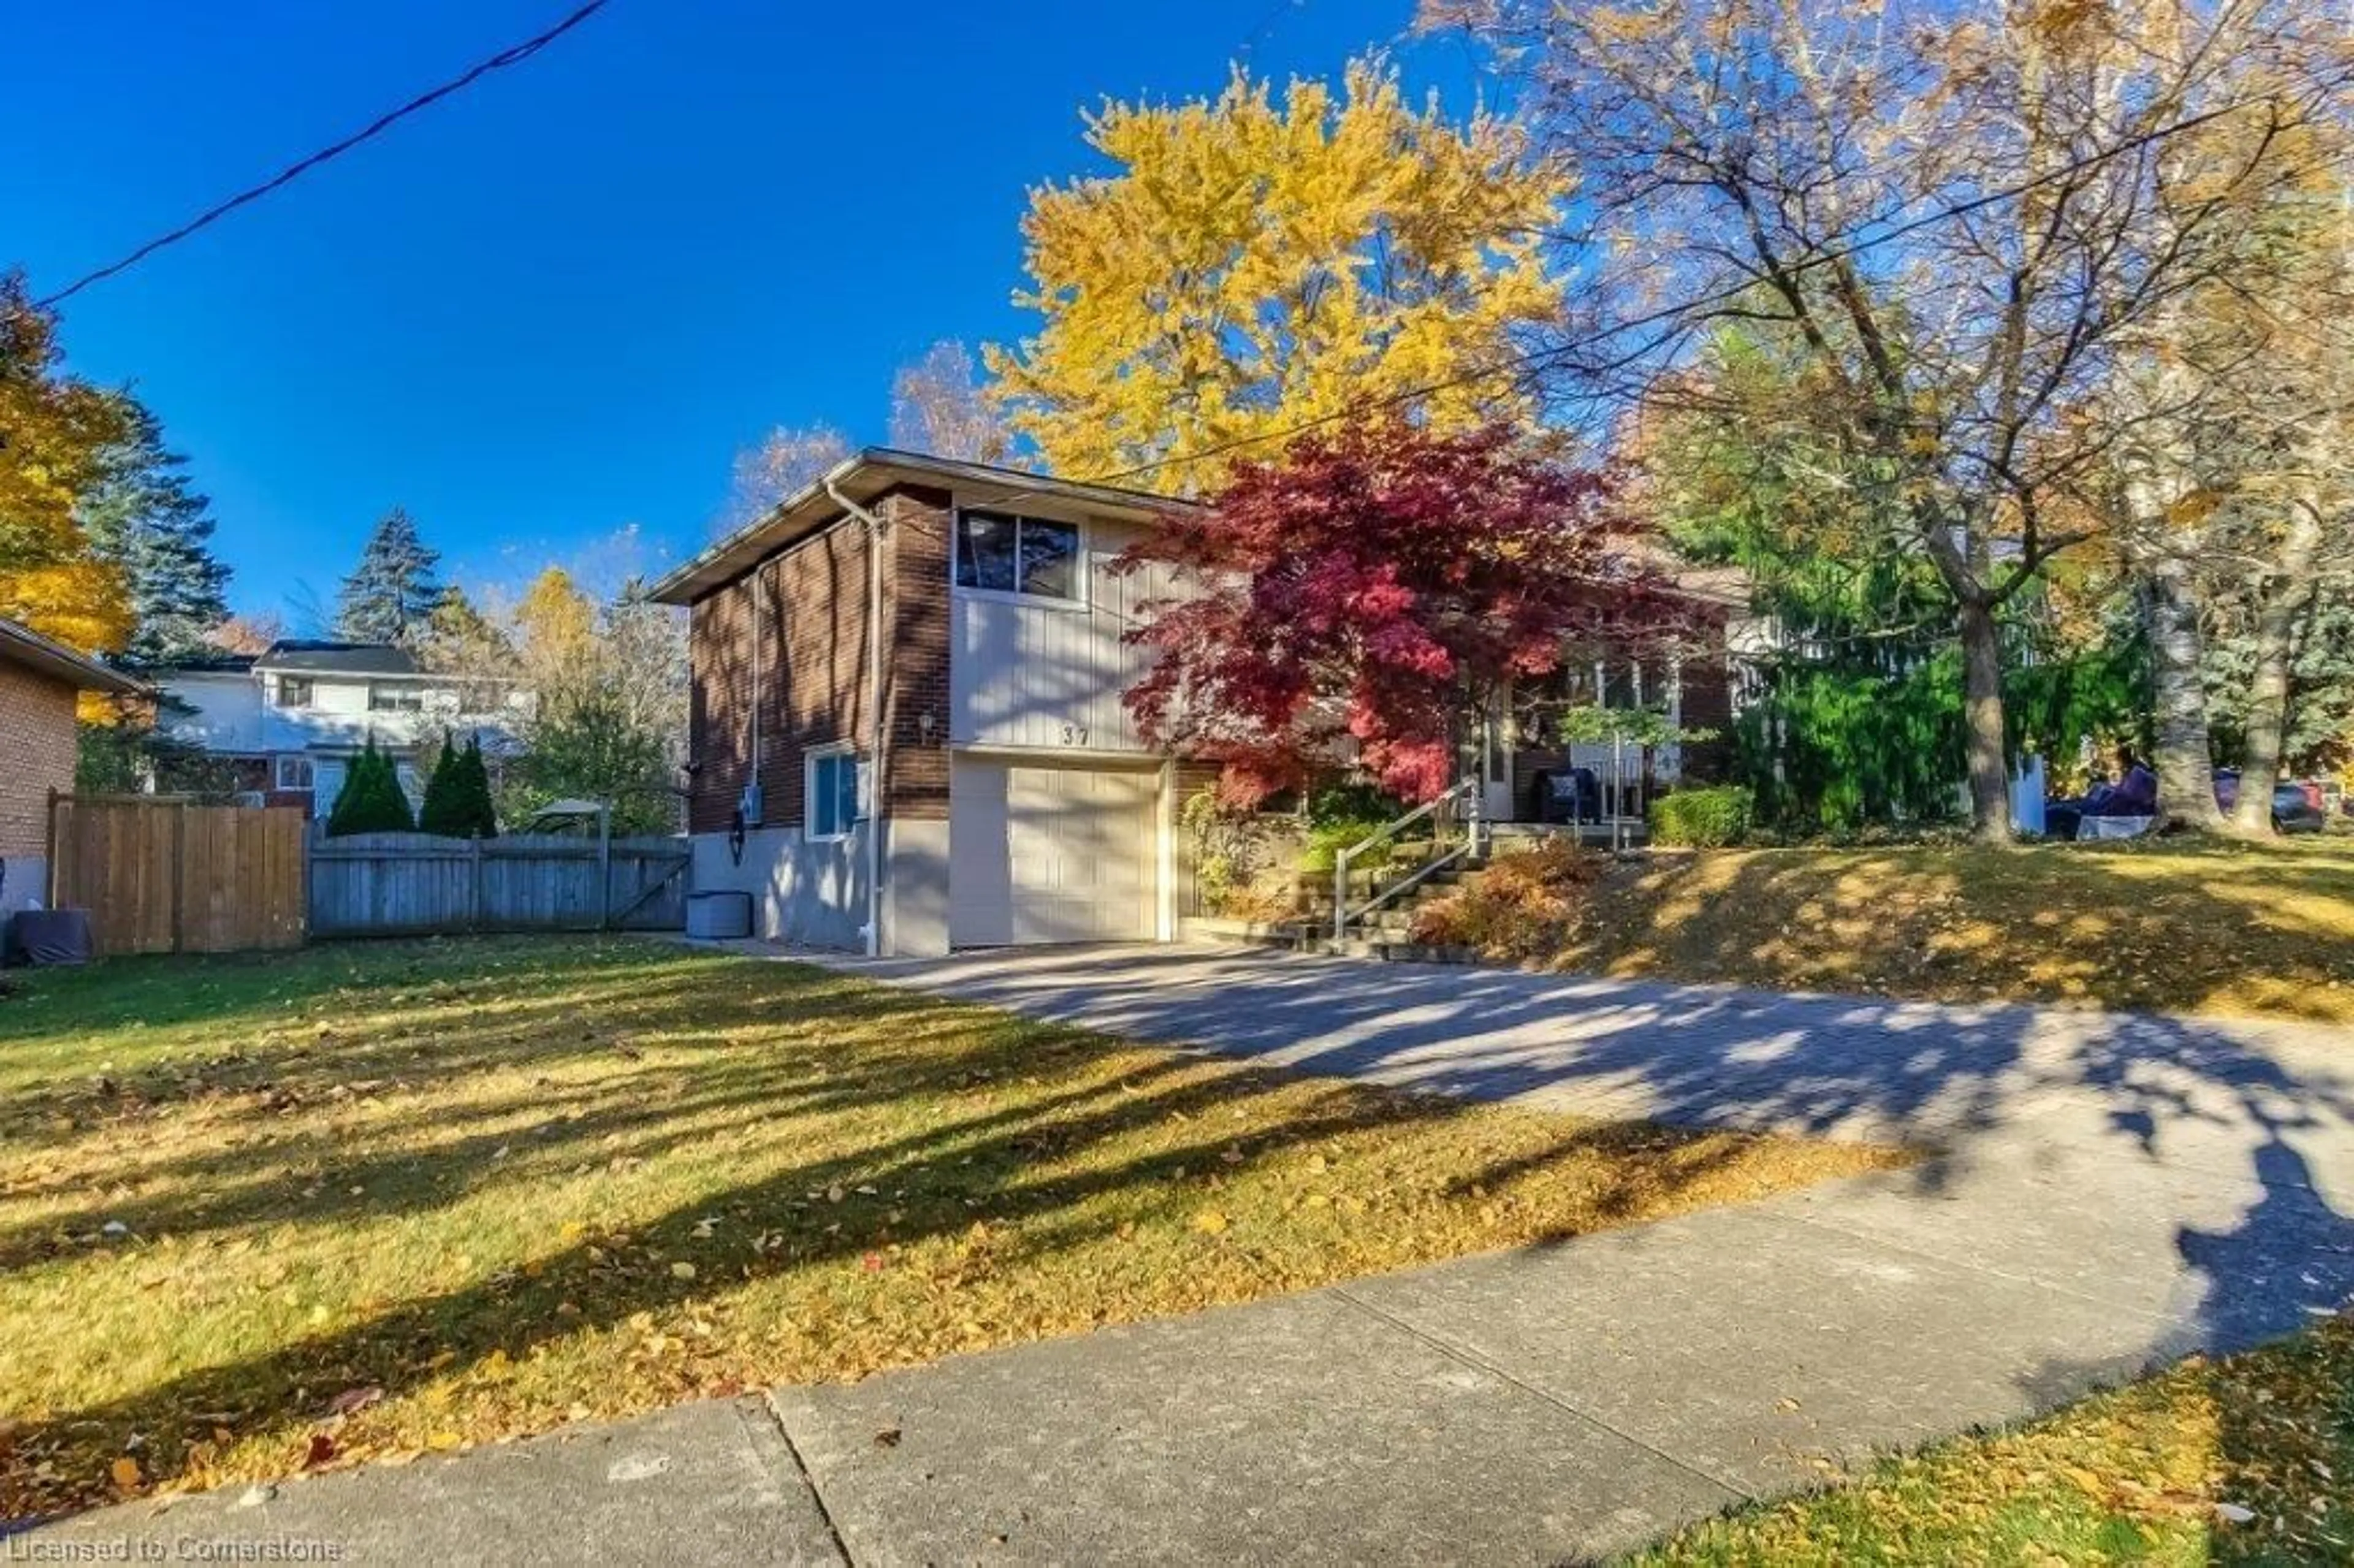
[825,478,889,959]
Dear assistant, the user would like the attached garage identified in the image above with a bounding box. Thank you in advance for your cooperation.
[950,756,1163,947]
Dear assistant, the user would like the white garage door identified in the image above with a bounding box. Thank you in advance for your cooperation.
[951,760,1159,946]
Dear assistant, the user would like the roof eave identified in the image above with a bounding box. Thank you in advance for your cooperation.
[0,618,151,697]
[647,447,1196,606]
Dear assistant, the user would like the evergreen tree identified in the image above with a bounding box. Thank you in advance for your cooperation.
[456,734,500,837]
[325,739,416,836]
[419,730,498,837]
[76,392,234,667]
[335,508,443,645]
[416,734,463,835]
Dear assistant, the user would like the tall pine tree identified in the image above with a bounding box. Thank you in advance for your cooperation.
[335,507,443,645]
[77,392,233,667]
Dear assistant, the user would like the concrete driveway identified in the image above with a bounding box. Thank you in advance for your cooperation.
[841,941,2354,1161]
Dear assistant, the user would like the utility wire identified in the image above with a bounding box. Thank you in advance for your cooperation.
[36,1,612,308]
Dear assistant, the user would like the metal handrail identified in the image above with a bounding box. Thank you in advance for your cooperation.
[1333,778,1486,942]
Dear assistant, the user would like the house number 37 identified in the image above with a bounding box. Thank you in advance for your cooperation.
[1061,725,1091,747]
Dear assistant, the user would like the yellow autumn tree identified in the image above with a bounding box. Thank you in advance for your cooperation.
[514,566,600,692]
[0,276,131,651]
[986,59,1567,492]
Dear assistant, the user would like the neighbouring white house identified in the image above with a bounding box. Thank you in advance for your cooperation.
[652,447,1738,958]
[152,640,528,816]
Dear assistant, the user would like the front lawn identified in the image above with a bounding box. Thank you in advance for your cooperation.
[1432,835,2354,1024]
[1634,1312,2354,1564]
[0,937,1899,1518]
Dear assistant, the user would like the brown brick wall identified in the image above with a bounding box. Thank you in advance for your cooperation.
[882,485,952,820]
[0,658,78,859]
[685,484,956,835]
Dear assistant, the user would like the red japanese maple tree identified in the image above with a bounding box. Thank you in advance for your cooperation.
[1120,419,1689,805]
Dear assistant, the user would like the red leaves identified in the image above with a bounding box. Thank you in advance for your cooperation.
[1121,418,1691,804]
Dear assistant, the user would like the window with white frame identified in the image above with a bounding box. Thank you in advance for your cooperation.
[368,682,424,713]
[953,510,1081,601]
[274,676,313,709]
[806,745,863,840]
[275,755,315,791]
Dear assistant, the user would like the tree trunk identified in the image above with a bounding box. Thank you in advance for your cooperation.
[2231,498,2326,835]
[2142,553,2227,832]
[1956,596,2013,843]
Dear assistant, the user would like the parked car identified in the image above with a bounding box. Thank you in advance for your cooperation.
[2215,771,2329,833]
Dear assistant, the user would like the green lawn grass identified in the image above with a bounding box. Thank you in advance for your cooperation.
[1449,834,2354,1024]
[1633,1313,2354,1564]
[0,936,1900,1518]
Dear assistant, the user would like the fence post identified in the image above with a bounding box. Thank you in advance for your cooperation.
[469,835,486,933]
[598,807,613,932]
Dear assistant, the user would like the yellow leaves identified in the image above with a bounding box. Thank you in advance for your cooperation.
[1190,1209,1230,1236]
[988,55,1566,489]
[0,281,132,654]
[0,559,132,657]
[109,1456,142,1492]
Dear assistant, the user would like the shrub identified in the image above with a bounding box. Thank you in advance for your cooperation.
[325,740,416,837]
[1409,839,1599,961]
[1297,817,1396,874]
[1306,782,1407,828]
[1650,785,1753,847]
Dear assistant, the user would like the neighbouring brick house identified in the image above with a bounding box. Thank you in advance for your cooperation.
[0,617,148,917]
[657,447,1739,958]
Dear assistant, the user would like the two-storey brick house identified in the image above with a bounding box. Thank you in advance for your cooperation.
[653,450,1208,957]
[657,448,1737,959]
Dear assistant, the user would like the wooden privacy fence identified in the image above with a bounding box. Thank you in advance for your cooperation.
[48,793,308,956]
[307,828,690,937]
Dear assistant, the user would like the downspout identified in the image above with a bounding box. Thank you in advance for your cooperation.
[824,479,889,958]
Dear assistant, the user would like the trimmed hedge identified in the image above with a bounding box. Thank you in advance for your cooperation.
[1649,785,1754,847]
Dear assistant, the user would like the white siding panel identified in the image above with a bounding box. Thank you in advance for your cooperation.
[950,520,1186,753]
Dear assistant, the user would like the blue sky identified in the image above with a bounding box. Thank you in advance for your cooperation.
[9,0,1480,622]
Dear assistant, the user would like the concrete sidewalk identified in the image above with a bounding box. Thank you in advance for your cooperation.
[27,946,2354,1564]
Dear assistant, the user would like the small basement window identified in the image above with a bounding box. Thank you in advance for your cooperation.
[954,511,1080,601]
[807,746,863,840]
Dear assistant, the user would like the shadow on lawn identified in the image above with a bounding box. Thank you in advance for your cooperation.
[1,937,1791,1523]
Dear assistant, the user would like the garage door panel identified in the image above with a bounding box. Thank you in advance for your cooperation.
[954,759,1158,946]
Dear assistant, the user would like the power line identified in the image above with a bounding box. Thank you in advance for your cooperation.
[36,1,612,309]
[959,96,2263,516]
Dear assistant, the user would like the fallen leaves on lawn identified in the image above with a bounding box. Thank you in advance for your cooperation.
[0,935,1902,1520]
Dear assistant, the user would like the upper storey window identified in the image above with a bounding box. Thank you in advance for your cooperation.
[954,511,1080,602]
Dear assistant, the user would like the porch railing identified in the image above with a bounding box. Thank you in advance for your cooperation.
[1333,778,1487,943]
